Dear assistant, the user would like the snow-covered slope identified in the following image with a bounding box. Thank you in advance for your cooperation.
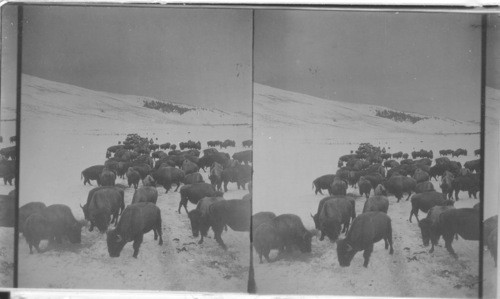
[21,74,250,127]
[254,83,479,135]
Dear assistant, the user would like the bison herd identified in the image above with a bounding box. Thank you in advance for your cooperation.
[16,133,253,259]
[2,138,498,276]
[253,142,496,270]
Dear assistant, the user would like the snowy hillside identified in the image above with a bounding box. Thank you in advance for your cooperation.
[254,83,479,135]
[21,74,250,127]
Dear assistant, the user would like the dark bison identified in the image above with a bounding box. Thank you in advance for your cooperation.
[107,202,163,258]
[464,159,481,173]
[82,186,125,220]
[232,150,252,165]
[317,197,355,242]
[23,213,54,253]
[484,215,498,266]
[252,211,277,230]
[440,171,454,199]
[418,205,456,252]
[142,175,156,187]
[178,183,220,214]
[184,172,204,184]
[0,159,15,185]
[452,173,480,200]
[312,174,335,195]
[415,181,435,194]
[126,167,141,189]
[202,199,251,250]
[131,186,158,205]
[181,160,199,175]
[362,194,389,214]
[81,165,105,186]
[99,168,116,186]
[132,163,152,180]
[358,176,372,199]
[19,202,47,233]
[330,177,347,196]
[0,194,15,227]
[242,140,253,148]
[36,204,82,247]
[209,162,224,191]
[336,212,394,267]
[84,188,123,233]
[412,168,429,183]
[253,222,282,263]
[409,191,454,223]
[435,208,479,258]
[383,175,417,202]
[273,214,313,254]
[221,164,252,192]
[188,196,225,244]
[151,166,185,193]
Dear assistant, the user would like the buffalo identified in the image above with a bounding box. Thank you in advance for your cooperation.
[0,194,15,227]
[107,202,163,258]
[181,159,199,175]
[330,177,347,196]
[100,169,116,186]
[383,175,417,202]
[242,140,253,148]
[273,214,313,254]
[131,186,158,205]
[232,150,252,165]
[415,181,435,194]
[317,197,355,242]
[126,167,141,189]
[253,222,281,263]
[23,213,54,253]
[451,173,480,200]
[418,205,456,252]
[203,199,251,250]
[81,165,105,186]
[312,174,336,195]
[409,191,454,223]
[209,162,224,191]
[252,212,276,230]
[336,212,394,267]
[221,164,252,192]
[435,208,479,258]
[151,166,185,193]
[0,159,15,185]
[178,183,220,214]
[41,204,82,245]
[19,202,47,233]
[84,188,123,233]
[484,215,498,266]
[184,172,204,184]
[358,176,372,199]
[362,194,389,214]
[188,196,225,243]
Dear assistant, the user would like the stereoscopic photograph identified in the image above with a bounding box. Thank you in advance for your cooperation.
[0,3,498,299]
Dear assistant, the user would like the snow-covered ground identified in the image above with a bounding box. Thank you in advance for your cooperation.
[1,76,498,297]
[16,74,252,292]
[252,83,494,297]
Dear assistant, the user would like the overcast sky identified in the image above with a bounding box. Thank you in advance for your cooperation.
[255,10,483,121]
[20,6,252,114]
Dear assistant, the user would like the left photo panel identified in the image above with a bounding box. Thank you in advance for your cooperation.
[11,5,253,291]
[0,4,18,288]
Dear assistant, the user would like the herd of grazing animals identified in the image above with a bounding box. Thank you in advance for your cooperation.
[15,133,253,258]
[252,142,496,270]
[0,138,497,275]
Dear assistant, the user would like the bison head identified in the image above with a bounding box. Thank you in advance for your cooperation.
[107,229,127,257]
[298,231,313,253]
[188,210,202,238]
[336,239,357,267]
[321,218,341,242]
[374,184,387,196]
[418,218,432,246]
[67,222,83,244]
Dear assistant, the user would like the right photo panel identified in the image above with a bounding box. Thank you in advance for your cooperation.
[252,10,486,297]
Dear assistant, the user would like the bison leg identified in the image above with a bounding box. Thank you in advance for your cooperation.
[443,234,458,258]
[213,226,227,250]
[132,235,144,258]
[319,230,325,241]
[454,189,460,201]
[177,199,186,214]
[223,181,229,192]
[409,208,417,223]
[405,192,412,201]
[174,182,181,192]
[362,244,374,267]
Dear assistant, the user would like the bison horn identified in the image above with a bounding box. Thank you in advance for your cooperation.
[116,235,123,242]
[346,243,354,252]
